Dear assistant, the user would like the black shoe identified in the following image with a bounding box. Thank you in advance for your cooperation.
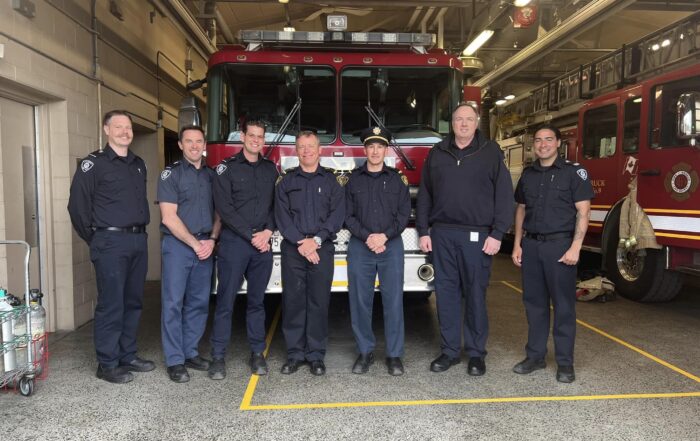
[208,358,226,380]
[280,359,304,375]
[513,358,546,375]
[430,354,460,373]
[167,364,190,383]
[250,352,269,375]
[352,353,374,374]
[556,365,575,383]
[96,365,134,384]
[185,356,211,371]
[467,357,486,376]
[386,357,404,376]
[310,360,326,376]
[119,356,156,372]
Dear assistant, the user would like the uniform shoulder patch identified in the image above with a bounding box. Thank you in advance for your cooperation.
[80,159,94,173]
[160,169,171,180]
[400,173,409,186]
[576,168,588,180]
[336,174,349,187]
[216,163,228,175]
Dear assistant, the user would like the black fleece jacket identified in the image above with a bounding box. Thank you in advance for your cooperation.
[416,129,514,240]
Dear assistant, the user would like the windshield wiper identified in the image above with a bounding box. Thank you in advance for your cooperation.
[364,105,416,170]
[264,97,302,159]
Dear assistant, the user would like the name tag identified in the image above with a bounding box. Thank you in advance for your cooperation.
[470,232,479,242]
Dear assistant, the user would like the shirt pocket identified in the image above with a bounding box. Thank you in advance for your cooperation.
[549,180,571,205]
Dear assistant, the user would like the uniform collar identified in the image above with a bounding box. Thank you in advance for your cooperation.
[182,158,205,170]
[533,155,566,171]
[104,144,135,163]
[359,162,387,176]
[234,150,263,164]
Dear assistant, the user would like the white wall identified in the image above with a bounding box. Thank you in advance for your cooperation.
[0,0,210,330]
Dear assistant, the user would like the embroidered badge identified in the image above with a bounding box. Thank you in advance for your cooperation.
[216,164,227,175]
[577,169,588,180]
[336,174,349,187]
[81,160,94,173]
[401,174,409,186]
[372,126,381,135]
[160,170,171,181]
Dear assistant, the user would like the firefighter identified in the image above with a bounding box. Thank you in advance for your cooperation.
[274,130,345,376]
[157,126,221,383]
[511,123,594,383]
[209,120,278,379]
[68,110,154,384]
[345,126,411,376]
[416,102,514,376]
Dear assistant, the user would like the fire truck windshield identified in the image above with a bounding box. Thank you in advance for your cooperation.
[206,64,336,144]
[205,63,453,147]
[341,67,450,145]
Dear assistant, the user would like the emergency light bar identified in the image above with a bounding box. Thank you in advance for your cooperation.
[240,30,435,51]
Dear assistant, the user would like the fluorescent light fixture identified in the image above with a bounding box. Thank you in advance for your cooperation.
[651,43,660,51]
[505,94,515,100]
[283,26,295,32]
[495,99,507,106]
[661,39,671,47]
[279,0,289,4]
[514,0,532,6]
[463,30,494,56]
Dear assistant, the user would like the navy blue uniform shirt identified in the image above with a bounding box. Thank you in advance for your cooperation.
[213,151,279,240]
[514,156,595,234]
[275,166,345,244]
[68,145,149,244]
[416,129,514,240]
[156,160,216,235]
[345,163,411,241]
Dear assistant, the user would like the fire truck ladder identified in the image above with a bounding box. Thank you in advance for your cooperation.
[501,11,700,122]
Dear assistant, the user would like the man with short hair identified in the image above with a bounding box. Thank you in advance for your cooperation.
[275,131,345,376]
[157,125,221,383]
[345,126,410,376]
[68,110,154,384]
[209,120,278,379]
[417,102,514,376]
[511,124,594,383]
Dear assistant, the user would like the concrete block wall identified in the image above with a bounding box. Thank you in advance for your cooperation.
[0,0,210,330]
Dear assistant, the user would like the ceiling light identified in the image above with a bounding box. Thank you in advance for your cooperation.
[661,39,671,47]
[284,26,295,32]
[651,43,660,51]
[279,0,289,4]
[514,0,532,6]
[495,99,507,106]
[463,30,494,56]
[505,94,515,100]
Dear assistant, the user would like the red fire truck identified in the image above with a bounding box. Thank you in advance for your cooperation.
[180,23,480,294]
[494,12,700,302]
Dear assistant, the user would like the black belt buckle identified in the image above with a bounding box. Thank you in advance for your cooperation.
[535,233,546,241]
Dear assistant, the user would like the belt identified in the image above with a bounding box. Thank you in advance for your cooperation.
[432,223,490,233]
[96,226,146,233]
[525,232,573,241]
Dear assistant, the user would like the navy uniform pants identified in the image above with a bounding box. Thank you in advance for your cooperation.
[280,240,334,362]
[521,237,577,366]
[210,228,273,358]
[431,227,492,359]
[347,236,405,358]
[160,234,213,367]
[90,230,148,368]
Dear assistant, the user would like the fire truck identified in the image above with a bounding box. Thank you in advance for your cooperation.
[494,12,700,302]
[180,21,480,294]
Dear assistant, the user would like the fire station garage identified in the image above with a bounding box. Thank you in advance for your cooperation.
[1,0,699,439]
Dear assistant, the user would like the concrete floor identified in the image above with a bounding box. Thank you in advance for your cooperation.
[4,255,700,440]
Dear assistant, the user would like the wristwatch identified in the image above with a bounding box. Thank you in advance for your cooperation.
[313,236,323,247]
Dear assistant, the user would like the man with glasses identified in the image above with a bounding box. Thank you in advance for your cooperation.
[345,126,410,376]
[275,130,345,376]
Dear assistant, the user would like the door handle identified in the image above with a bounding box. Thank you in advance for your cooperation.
[639,168,660,176]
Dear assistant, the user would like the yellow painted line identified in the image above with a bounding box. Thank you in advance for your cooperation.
[244,391,700,411]
[240,305,282,410]
[589,222,603,227]
[501,281,700,384]
[656,232,700,241]
[645,208,700,215]
[590,205,612,209]
[334,260,347,266]
[331,281,349,287]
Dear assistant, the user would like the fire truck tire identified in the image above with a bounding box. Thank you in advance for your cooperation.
[604,210,682,302]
